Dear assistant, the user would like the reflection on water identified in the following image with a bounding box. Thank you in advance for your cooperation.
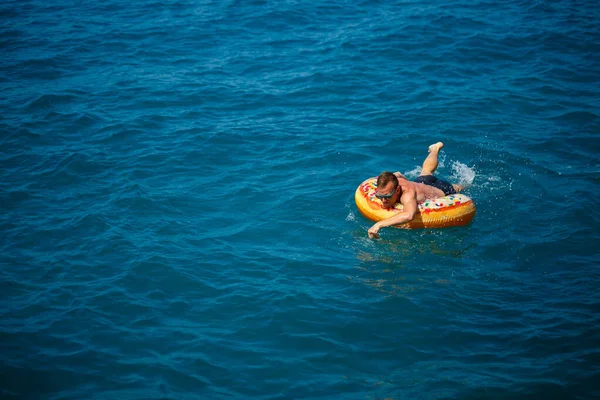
[350,227,475,297]
[356,228,475,262]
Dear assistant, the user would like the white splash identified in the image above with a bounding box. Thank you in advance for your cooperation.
[346,211,355,221]
[404,166,422,179]
[450,161,476,188]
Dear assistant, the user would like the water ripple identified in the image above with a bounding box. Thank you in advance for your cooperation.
[1,0,600,398]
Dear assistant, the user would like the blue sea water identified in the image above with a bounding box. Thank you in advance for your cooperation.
[1,0,599,398]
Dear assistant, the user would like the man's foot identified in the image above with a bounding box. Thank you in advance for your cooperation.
[428,142,444,153]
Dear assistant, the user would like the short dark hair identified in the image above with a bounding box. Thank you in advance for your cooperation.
[377,171,399,189]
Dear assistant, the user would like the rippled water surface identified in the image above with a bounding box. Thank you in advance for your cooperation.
[1,0,599,398]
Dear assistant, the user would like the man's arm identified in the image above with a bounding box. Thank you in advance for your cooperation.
[368,190,418,239]
[394,171,407,180]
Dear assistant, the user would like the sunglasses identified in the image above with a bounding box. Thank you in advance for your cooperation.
[375,185,397,200]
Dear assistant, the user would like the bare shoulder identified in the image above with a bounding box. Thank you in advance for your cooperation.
[400,180,418,191]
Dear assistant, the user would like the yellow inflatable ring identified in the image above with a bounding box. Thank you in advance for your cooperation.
[355,177,476,229]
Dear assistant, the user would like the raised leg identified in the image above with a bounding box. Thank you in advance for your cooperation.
[420,142,444,176]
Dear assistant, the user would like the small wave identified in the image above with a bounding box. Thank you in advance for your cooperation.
[14,57,66,81]
[550,110,599,123]
[25,94,78,111]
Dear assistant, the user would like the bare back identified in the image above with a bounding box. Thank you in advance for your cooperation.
[397,178,445,202]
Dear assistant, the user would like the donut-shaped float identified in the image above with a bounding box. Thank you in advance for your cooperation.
[355,177,476,229]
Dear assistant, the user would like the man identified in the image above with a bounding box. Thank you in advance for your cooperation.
[367,142,464,239]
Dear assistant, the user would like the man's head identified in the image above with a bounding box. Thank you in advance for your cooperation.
[376,171,401,207]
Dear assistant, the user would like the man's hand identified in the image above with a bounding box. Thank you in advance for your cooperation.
[368,223,382,239]
[394,171,407,180]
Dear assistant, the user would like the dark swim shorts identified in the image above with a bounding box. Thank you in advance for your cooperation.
[414,175,456,196]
